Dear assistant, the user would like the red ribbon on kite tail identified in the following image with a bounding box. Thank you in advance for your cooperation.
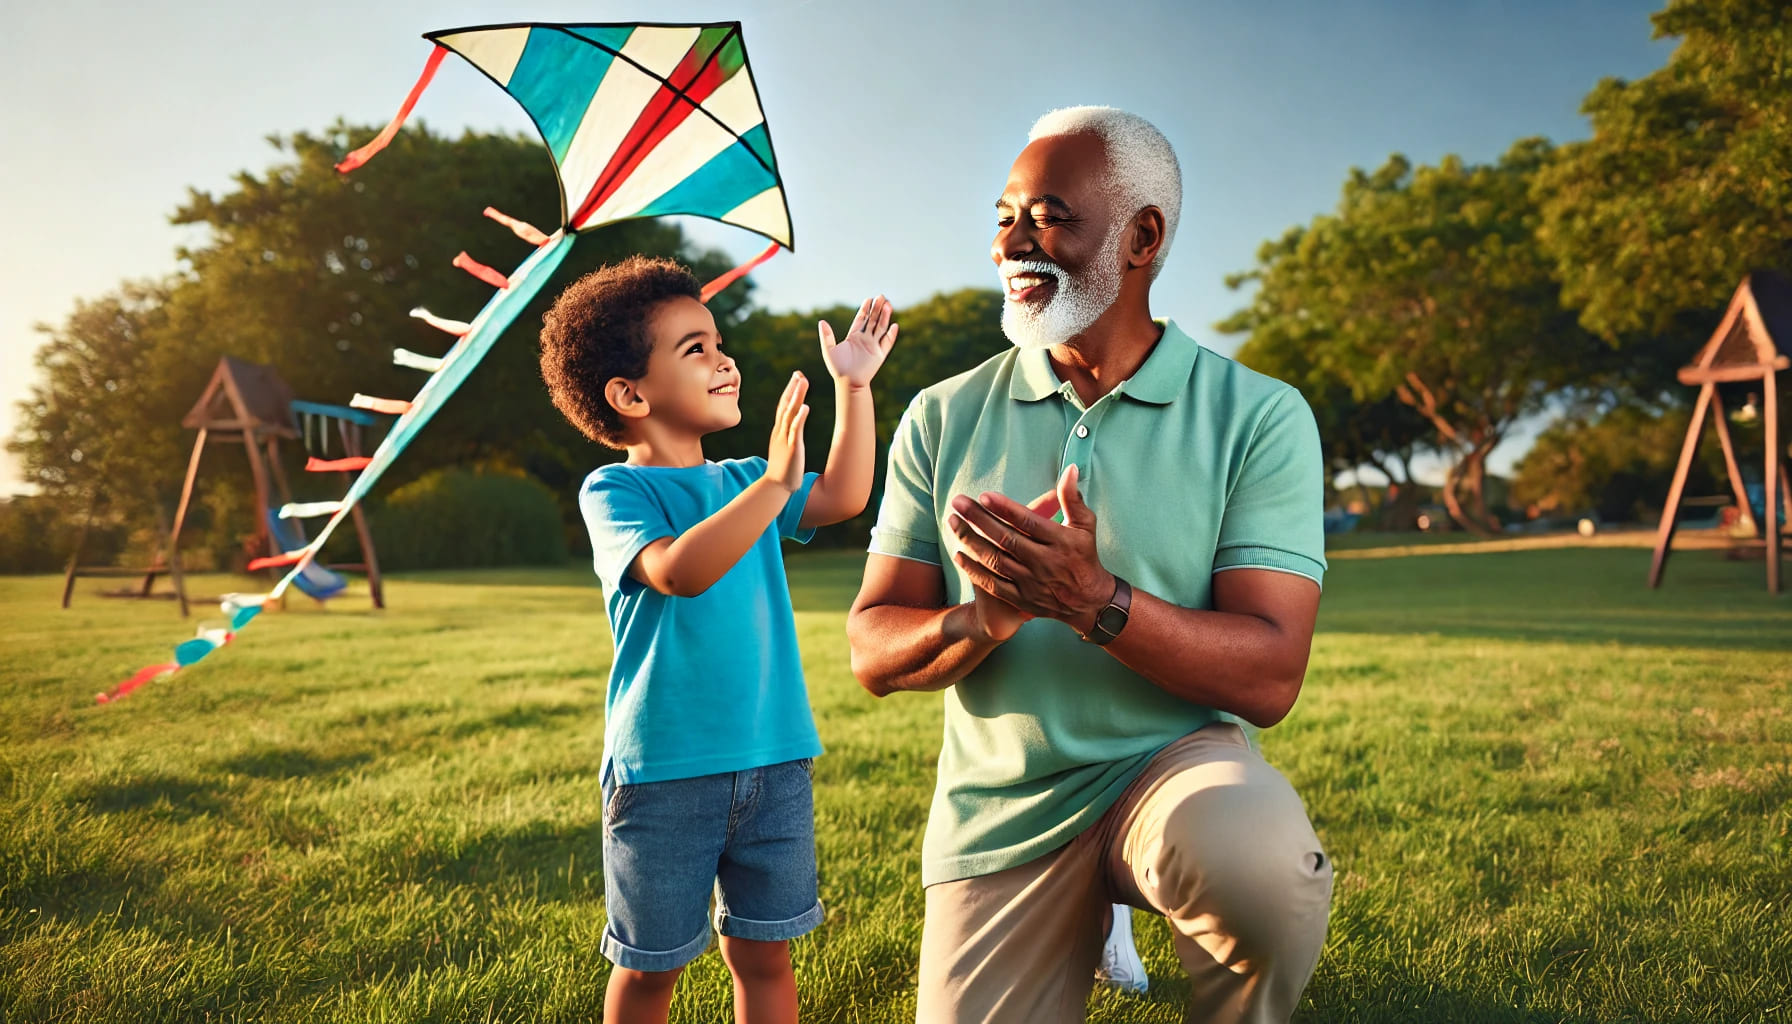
[700,242,783,304]
[97,662,178,703]
[335,45,449,173]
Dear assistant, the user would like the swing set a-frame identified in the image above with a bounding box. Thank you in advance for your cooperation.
[60,356,386,615]
[1649,271,1792,594]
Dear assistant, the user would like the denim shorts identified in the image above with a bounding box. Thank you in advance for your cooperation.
[600,758,824,972]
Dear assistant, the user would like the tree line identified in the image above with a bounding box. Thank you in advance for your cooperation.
[1221,0,1788,533]
[7,0,1788,571]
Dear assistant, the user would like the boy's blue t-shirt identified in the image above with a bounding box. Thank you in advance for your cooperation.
[580,457,823,786]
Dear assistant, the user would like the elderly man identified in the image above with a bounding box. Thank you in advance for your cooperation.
[846,107,1334,1023]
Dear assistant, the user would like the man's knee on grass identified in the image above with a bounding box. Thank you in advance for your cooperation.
[1142,787,1330,960]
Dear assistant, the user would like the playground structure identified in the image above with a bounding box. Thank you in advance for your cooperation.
[1649,271,1792,594]
[61,357,385,615]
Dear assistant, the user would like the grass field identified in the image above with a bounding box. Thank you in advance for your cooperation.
[3,544,1789,1022]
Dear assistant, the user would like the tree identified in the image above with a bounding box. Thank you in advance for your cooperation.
[8,282,179,511]
[1535,0,1792,347]
[1510,405,1723,524]
[1220,141,1611,535]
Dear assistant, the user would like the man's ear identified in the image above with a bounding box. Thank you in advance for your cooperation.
[605,377,651,421]
[1124,206,1166,272]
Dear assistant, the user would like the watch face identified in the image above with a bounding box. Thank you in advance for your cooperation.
[1096,605,1128,635]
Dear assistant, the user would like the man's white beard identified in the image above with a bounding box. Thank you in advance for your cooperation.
[999,232,1124,351]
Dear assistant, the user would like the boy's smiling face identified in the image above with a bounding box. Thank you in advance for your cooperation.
[625,295,742,438]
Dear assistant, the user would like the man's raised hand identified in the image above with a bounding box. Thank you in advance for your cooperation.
[819,295,899,389]
[949,485,1063,644]
[948,464,1114,635]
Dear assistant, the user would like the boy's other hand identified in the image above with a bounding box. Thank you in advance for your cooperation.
[819,296,899,389]
[767,372,810,492]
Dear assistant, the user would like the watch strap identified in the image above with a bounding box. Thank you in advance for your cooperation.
[1079,575,1132,645]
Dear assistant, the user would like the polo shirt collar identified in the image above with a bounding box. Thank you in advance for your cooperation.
[1008,319,1200,405]
[1010,345,1062,402]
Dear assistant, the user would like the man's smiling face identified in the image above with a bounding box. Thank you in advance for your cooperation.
[992,131,1124,350]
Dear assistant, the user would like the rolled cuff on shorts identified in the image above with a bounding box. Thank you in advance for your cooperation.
[716,899,825,943]
[602,922,711,972]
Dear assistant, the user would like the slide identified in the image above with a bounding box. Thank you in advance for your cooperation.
[264,509,348,601]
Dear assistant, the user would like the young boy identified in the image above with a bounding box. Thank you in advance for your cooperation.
[538,255,897,1024]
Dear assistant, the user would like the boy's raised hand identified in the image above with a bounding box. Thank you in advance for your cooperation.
[766,371,810,493]
[819,296,899,389]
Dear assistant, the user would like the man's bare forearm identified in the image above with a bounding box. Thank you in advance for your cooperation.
[1098,588,1314,727]
[847,600,1002,697]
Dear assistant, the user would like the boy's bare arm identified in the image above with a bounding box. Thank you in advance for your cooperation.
[802,296,899,528]
[629,480,792,597]
[801,380,875,528]
[629,374,812,597]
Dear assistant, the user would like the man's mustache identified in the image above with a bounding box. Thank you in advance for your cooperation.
[998,259,1064,283]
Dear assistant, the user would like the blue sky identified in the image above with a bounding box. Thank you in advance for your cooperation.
[0,0,1673,492]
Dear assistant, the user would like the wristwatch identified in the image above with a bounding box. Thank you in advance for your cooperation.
[1078,575,1132,646]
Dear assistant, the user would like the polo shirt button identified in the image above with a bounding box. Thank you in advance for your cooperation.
[1075,424,1089,438]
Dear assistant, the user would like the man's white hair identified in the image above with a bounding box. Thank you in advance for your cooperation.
[1028,106,1181,279]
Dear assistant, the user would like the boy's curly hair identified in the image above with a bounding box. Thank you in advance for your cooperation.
[539,255,703,449]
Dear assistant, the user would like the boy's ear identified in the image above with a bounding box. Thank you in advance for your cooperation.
[605,377,651,421]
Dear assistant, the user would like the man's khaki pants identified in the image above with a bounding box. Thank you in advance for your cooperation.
[916,724,1332,1023]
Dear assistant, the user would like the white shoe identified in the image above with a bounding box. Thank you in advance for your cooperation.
[1095,903,1149,993]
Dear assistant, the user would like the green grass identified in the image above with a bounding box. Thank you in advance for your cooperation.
[2,546,1789,1022]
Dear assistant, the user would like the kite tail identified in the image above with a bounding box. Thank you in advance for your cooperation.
[264,230,576,601]
[97,602,256,703]
[700,242,782,304]
[102,232,578,703]
[335,45,450,173]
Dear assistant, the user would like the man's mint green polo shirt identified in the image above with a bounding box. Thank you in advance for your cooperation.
[869,319,1327,886]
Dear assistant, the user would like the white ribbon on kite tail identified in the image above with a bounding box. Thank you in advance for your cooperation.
[392,348,446,373]
[267,230,576,600]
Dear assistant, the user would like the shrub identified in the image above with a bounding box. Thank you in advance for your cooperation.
[0,495,128,575]
[371,468,569,570]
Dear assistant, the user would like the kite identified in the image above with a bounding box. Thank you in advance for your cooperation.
[102,21,793,702]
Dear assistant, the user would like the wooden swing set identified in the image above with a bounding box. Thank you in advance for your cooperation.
[61,357,386,615]
[1649,271,1792,594]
